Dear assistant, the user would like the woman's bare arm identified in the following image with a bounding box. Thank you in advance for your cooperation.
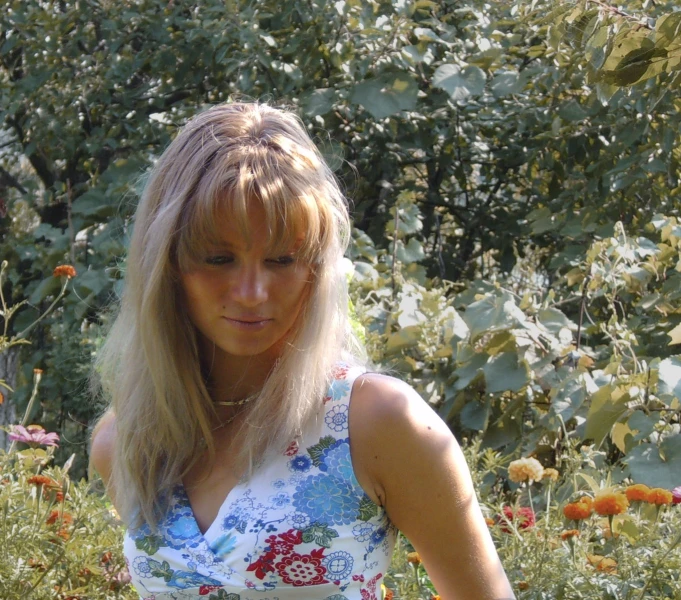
[350,374,515,600]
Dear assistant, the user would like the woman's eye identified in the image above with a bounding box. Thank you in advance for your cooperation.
[205,255,233,266]
[267,256,295,266]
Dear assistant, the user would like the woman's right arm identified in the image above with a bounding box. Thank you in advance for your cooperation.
[90,411,117,504]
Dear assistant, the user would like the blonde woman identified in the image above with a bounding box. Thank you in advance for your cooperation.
[90,103,515,600]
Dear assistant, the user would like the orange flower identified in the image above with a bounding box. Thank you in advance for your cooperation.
[431,596,441,600]
[593,491,628,516]
[587,554,617,574]
[517,582,530,591]
[53,265,77,278]
[27,475,55,487]
[625,484,651,503]
[563,497,593,520]
[407,552,421,565]
[542,468,559,482]
[484,517,495,527]
[560,529,580,541]
[46,510,73,526]
[647,488,673,506]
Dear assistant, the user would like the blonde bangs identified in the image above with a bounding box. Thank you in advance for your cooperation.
[174,149,332,271]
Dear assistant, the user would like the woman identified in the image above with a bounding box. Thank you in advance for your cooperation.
[91,102,515,600]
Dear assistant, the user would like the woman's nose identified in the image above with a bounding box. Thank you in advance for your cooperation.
[231,263,268,306]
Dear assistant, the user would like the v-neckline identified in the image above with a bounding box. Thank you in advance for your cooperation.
[178,478,246,544]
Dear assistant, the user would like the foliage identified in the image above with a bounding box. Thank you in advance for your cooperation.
[350,212,681,486]
[0,442,135,600]
[385,440,681,599]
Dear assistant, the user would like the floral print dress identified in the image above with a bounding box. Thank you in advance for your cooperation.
[124,365,397,600]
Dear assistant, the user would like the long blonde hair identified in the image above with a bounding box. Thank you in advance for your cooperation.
[93,102,364,529]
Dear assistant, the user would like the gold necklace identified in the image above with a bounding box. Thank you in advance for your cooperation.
[213,393,258,407]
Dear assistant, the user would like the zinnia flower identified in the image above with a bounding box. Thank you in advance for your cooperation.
[500,506,535,532]
[593,491,628,516]
[508,457,544,483]
[672,486,681,505]
[8,425,60,447]
[563,497,593,521]
[625,483,651,503]
[53,265,77,278]
[647,488,673,506]
[542,467,559,482]
[560,529,580,541]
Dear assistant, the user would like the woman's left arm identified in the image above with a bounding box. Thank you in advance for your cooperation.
[350,374,516,600]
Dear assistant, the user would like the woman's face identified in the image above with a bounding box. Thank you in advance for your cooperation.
[179,202,312,370]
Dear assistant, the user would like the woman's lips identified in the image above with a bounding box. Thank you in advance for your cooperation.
[223,317,273,330]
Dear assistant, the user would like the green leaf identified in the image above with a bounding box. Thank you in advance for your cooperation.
[549,370,598,422]
[307,436,337,467]
[395,238,425,263]
[490,70,524,97]
[460,398,489,431]
[482,352,530,393]
[385,325,421,354]
[432,64,486,100]
[584,385,628,446]
[351,73,418,119]
[657,356,681,404]
[358,495,379,522]
[452,352,488,391]
[463,294,526,342]
[135,535,167,556]
[300,88,336,116]
[301,524,339,548]
[625,435,681,489]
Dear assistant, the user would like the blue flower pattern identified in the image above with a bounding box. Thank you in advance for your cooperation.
[123,365,396,599]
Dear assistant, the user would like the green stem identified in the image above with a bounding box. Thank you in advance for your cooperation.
[15,279,68,340]
[7,372,43,455]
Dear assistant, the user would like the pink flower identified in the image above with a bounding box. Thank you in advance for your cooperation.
[499,506,535,532]
[672,486,681,505]
[8,425,59,447]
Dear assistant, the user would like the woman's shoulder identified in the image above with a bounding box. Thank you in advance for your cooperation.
[350,372,448,436]
[90,411,116,486]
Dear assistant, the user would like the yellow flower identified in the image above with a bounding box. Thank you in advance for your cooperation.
[593,491,629,516]
[406,552,421,565]
[508,457,544,483]
[542,467,559,482]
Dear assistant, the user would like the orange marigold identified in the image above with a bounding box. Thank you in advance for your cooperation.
[593,491,629,516]
[560,529,580,541]
[647,488,673,506]
[517,582,530,591]
[406,552,421,565]
[53,265,77,279]
[46,510,73,526]
[27,475,55,487]
[625,483,651,503]
[563,497,593,521]
[484,517,495,527]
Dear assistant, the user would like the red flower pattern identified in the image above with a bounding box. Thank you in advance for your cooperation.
[360,572,383,600]
[276,549,328,587]
[284,440,299,456]
[199,585,222,595]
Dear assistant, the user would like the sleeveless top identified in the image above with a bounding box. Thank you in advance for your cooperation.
[123,365,397,600]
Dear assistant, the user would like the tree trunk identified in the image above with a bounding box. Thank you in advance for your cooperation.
[0,346,20,450]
